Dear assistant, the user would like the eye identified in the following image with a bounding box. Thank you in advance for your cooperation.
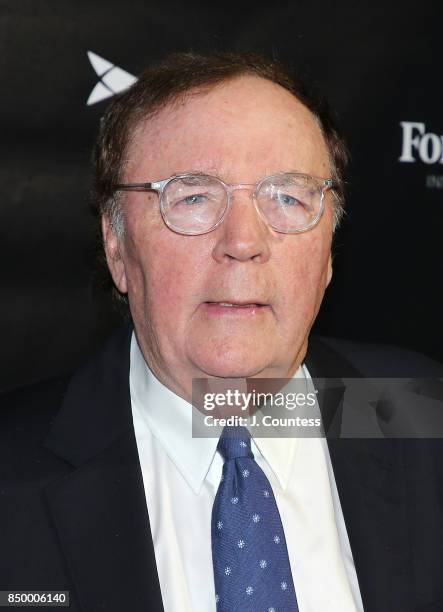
[180,193,207,205]
[276,192,299,206]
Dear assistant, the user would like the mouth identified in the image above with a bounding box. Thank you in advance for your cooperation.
[203,301,271,315]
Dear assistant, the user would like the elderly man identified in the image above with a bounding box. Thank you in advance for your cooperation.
[1,52,443,612]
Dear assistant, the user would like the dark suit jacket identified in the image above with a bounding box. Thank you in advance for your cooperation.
[1,325,443,612]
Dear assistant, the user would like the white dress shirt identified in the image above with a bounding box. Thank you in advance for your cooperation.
[129,332,364,612]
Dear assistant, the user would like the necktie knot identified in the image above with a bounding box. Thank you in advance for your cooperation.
[217,426,253,461]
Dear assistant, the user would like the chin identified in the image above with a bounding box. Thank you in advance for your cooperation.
[192,349,272,379]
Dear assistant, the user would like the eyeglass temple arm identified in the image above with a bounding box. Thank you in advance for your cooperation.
[113,182,157,191]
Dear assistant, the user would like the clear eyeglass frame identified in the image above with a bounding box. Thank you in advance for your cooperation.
[113,171,336,236]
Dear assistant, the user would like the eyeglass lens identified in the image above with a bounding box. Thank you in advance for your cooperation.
[161,174,323,234]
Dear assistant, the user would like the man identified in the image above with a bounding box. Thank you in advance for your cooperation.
[1,52,443,612]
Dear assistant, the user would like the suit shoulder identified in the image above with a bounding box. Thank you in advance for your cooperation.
[0,375,74,490]
[0,375,71,444]
[313,335,443,377]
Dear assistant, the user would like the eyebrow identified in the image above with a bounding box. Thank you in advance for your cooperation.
[178,167,225,179]
[170,168,308,181]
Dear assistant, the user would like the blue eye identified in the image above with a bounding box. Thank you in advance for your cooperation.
[277,193,298,206]
[182,194,206,205]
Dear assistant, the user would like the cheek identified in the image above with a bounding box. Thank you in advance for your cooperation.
[276,234,331,324]
[122,220,206,331]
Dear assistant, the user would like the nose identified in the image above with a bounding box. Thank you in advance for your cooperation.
[211,188,271,264]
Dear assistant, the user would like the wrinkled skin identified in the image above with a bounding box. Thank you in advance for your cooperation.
[103,76,334,401]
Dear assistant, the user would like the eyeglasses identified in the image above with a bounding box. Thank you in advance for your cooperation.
[113,171,335,236]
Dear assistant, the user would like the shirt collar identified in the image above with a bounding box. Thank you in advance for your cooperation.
[129,332,311,494]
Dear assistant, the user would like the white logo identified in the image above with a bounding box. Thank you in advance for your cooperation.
[399,121,443,164]
[86,51,137,105]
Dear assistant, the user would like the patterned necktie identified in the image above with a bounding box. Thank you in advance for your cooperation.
[211,425,299,612]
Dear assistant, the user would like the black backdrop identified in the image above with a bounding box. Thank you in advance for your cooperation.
[1,1,442,392]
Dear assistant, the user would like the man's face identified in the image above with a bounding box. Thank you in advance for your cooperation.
[103,76,334,398]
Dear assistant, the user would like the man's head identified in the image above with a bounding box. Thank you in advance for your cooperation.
[92,52,348,400]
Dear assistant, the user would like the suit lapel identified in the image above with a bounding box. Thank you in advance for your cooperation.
[305,337,413,612]
[43,325,164,612]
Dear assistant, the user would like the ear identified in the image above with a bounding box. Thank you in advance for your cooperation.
[101,215,128,294]
[326,252,333,287]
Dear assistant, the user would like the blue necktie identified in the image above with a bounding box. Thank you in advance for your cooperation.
[211,426,299,612]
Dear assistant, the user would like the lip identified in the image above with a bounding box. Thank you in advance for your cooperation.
[203,301,271,315]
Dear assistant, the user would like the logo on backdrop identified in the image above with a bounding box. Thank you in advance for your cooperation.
[86,51,137,106]
[399,121,443,189]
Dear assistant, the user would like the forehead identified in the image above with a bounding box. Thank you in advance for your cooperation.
[124,75,331,182]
